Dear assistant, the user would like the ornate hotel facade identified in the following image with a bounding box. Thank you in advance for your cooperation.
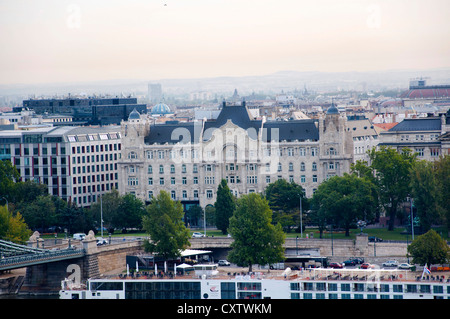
[118,102,354,209]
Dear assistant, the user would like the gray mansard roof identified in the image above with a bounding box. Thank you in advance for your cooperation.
[388,118,442,132]
[144,103,320,145]
[145,121,202,144]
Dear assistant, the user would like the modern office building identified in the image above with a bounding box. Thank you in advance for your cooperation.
[0,125,122,207]
[148,83,163,104]
[20,96,147,125]
[118,101,354,208]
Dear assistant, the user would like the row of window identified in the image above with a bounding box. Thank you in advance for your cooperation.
[72,153,119,165]
[10,141,121,157]
[400,134,440,141]
[142,147,321,160]
[143,162,321,175]
[290,282,448,294]
[147,189,211,200]
[71,143,121,154]
[415,147,441,157]
[133,173,320,188]
[291,292,405,299]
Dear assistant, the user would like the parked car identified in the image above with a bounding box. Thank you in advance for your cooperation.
[329,262,343,269]
[361,263,373,269]
[192,232,204,238]
[369,236,383,242]
[398,263,413,270]
[73,233,86,240]
[218,260,230,266]
[382,260,399,267]
[343,259,356,266]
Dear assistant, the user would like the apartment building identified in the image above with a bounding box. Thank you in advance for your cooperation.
[378,110,450,160]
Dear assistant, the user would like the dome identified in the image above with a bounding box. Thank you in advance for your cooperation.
[128,108,141,120]
[151,103,172,115]
[326,104,339,115]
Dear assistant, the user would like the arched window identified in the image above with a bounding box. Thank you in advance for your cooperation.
[300,162,305,171]
[128,151,137,159]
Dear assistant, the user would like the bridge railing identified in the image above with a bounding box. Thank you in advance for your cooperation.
[0,248,85,270]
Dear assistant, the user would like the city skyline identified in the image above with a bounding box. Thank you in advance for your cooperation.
[0,0,449,85]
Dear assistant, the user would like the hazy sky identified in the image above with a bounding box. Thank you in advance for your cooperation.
[0,0,449,85]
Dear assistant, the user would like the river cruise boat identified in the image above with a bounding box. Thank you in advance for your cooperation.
[60,265,450,300]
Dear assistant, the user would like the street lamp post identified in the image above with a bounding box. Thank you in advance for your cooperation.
[410,196,414,241]
[299,194,303,239]
[100,195,104,237]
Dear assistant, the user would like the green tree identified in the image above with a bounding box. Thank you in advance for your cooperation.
[90,189,121,232]
[117,193,145,231]
[369,146,417,231]
[12,180,48,206]
[19,195,57,231]
[311,173,376,236]
[214,179,236,234]
[142,191,190,259]
[228,193,285,272]
[264,179,306,233]
[60,201,89,234]
[185,205,204,228]
[0,205,31,243]
[0,160,19,203]
[407,229,450,266]
[410,160,441,232]
[433,155,450,236]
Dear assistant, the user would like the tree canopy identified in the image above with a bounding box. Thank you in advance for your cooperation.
[410,160,441,232]
[264,179,306,233]
[0,205,31,243]
[407,229,450,266]
[311,173,377,236]
[214,179,236,234]
[142,190,190,259]
[368,146,417,231]
[228,193,285,272]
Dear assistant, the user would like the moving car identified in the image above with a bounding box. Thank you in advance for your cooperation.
[382,260,398,267]
[369,236,383,242]
[218,260,230,266]
[192,232,204,238]
[398,263,413,270]
[73,233,86,240]
[343,259,356,266]
[328,262,344,269]
[361,263,373,269]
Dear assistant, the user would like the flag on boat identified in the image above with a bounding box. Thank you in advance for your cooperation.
[424,264,431,274]
[421,264,431,279]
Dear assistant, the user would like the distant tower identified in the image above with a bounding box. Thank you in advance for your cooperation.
[148,83,162,104]
[318,102,354,180]
[231,88,240,103]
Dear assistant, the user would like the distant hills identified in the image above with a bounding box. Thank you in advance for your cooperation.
[1,68,450,98]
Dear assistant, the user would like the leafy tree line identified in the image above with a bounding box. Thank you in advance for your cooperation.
[309,148,449,237]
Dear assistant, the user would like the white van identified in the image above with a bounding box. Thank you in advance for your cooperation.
[73,233,86,240]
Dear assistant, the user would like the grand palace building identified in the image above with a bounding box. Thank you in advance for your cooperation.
[118,101,354,209]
